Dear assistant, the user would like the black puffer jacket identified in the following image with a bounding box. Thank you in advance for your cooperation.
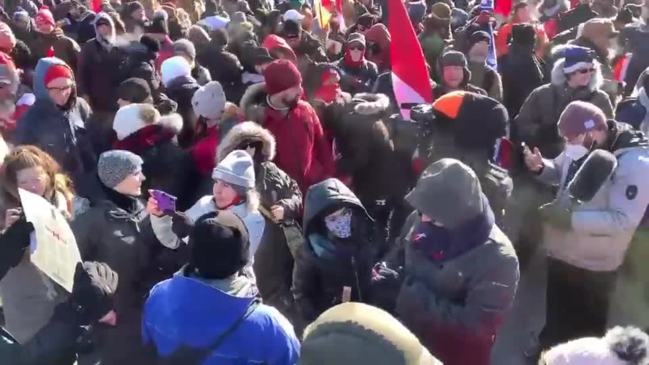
[292,178,376,325]
[217,121,303,323]
[498,42,545,117]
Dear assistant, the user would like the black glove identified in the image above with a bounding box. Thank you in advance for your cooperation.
[70,262,119,325]
[0,217,34,279]
[171,211,194,238]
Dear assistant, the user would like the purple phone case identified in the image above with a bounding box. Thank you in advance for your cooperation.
[151,190,177,212]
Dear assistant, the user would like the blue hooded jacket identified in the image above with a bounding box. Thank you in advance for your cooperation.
[14,57,95,193]
[142,274,300,365]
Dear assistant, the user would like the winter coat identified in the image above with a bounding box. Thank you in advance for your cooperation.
[63,12,97,44]
[217,122,304,321]
[365,24,391,73]
[395,212,519,365]
[164,75,199,147]
[334,58,379,95]
[77,14,124,112]
[292,178,376,324]
[620,23,649,95]
[142,272,300,365]
[151,196,266,258]
[468,61,503,101]
[27,29,80,73]
[240,83,335,193]
[538,121,649,272]
[513,57,613,158]
[192,64,212,86]
[498,42,545,117]
[113,114,197,211]
[320,93,410,208]
[190,116,239,178]
[72,197,159,365]
[495,21,548,59]
[14,58,96,197]
[121,49,162,99]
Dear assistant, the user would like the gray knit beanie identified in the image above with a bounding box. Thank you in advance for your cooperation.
[191,81,226,120]
[212,150,255,188]
[173,38,197,61]
[98,150,144,188]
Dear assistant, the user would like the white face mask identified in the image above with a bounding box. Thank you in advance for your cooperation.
[564,143,589,160]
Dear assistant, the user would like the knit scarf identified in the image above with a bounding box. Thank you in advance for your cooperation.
[410,194,495,262]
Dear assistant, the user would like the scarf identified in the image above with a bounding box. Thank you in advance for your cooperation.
[343,48,365,69]
[100,181,141,214]
[410,194,495,262]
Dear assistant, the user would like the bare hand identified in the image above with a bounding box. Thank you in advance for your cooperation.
[524,145,544,173]
[146,196,163,217]
[4,208,22,229]
[270,205,285,222]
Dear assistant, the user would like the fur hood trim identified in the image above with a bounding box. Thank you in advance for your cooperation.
[551,57,603,92]
[352,93,390,115]
[158,113,183,134]
[239,82,267,123]
[217,121,276,163]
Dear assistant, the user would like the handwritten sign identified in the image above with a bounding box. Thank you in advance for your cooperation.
[19,188,81,292]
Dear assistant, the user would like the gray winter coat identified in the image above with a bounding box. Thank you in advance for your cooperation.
[514,57,614,158]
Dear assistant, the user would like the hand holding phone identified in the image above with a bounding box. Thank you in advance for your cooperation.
[149,190,177,215]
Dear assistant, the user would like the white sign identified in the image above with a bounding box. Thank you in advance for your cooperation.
[19,188,81,292]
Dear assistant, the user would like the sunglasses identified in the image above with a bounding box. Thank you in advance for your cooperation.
[47,85,73,92]
[577,68,596,74]
[349,45,365,51]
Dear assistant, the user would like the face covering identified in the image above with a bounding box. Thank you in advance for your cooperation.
[325,209,353,238]
[343,47,365,68]
[564,143,589,160]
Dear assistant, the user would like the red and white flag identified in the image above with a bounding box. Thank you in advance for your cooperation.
[388,0,433,119]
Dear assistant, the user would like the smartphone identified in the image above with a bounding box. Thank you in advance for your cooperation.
[150,190,177,214]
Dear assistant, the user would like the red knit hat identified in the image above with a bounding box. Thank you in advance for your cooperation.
[44,63,74,86]
[35,6,56,28]
[263,59,302,95]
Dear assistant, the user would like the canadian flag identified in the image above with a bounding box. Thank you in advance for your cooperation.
[388,0,432,119]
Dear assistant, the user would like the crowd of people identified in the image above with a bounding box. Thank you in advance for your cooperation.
[0,0,647,363]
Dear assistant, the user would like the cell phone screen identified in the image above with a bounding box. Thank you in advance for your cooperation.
[150,190,177,213]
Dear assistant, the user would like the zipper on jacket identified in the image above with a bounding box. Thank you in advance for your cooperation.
[351,256,363,301]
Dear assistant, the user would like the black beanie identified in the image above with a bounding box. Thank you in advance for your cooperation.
[281,19,301,38]
[147,15,169,35]
[140,35,161,54]
[118,77,153,103]
[189,211,250,279]
[511,23,536,46]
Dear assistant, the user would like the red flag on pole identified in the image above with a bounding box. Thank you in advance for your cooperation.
[388,0,433,118]
[92,0,103,13]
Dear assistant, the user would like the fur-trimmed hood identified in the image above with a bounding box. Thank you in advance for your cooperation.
[351,93,391,116]
[112,113,184,153]
[239,82,268,124]
[550,49,603,92]
[217,121,276,163]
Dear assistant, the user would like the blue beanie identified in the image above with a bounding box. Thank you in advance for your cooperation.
[562,46,595,74]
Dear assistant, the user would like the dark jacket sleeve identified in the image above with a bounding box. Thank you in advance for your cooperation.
[2,304,82,365]
[399,252,519,336]
[266,162,303,220]
[291,246,321,323]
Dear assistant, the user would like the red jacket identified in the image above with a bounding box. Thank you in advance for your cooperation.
[264,101,335,192]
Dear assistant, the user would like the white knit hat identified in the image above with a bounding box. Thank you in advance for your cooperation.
[113,103,160,140]
[212,150,255,188]
[161,56,192,87]
[543,327,649,365]
[191,81,226,120]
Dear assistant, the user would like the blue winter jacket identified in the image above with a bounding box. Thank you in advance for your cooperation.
[142,275,300,365]
[14,57,96,196]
